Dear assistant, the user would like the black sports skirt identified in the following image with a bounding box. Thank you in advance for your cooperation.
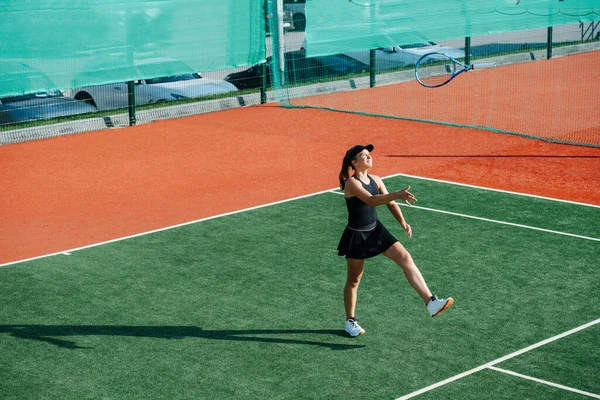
[337,220,398,259]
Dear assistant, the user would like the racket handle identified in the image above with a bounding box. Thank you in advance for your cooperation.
[472,62,497,69]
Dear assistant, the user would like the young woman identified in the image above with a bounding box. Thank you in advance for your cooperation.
[337,144,453,337]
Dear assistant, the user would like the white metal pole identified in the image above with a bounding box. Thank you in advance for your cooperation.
[276,0,285,79]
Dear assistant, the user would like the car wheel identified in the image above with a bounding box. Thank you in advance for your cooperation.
[293,14,306,31]
[74,92,97,108]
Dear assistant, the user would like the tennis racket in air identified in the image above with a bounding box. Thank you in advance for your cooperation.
[415,52,497,88]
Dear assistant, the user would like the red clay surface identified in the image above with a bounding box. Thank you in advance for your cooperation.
[294,51,600,145]
[1,104,599,265]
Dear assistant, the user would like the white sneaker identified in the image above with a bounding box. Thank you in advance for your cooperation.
[345,318,365,337]
[427,296,454,317]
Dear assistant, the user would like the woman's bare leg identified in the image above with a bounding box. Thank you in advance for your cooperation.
[383,242,432,303]
[344,258,365,319]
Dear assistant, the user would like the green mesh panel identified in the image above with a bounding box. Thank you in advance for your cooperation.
[304,0,600,56]
[0,0,266,97]
[266,1,600,147]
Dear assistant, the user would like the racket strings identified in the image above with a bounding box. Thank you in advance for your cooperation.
[416,54,456,87]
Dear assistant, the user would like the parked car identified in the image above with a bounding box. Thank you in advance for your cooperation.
[64,59,239,111]
[344,42,466,71]
[0,62,97,123]
[0,61,58,97]
[283,0,306,31]
[0,91,97,124]
[224,51,369,90]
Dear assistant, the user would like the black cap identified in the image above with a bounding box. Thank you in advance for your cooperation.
[345,144,374,160]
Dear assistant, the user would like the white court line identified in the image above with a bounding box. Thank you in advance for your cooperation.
[396,318,600,399]
[2,174,598,268]
[329,191,600,242]
[389,173,600,209]
[488,366,600,399]
[0,188,334,269]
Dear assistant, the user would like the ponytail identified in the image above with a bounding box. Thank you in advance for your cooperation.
[338,155,354,189]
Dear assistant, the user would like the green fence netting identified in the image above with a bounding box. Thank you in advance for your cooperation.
[0,0,266,97]
[267,0,600,147]
[1,0,599,147]
[303,0,600,56]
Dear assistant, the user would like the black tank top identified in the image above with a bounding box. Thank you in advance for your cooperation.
[345,175,378,230]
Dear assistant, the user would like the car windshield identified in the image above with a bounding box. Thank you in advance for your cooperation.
[1,91,63,104]
[315,55,359,72]
[145,74,200,84]
[400,42,435,49]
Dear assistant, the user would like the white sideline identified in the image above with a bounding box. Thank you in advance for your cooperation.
[488,366,600,399]
[0,188,334,268]
[2,174,598,268]
[328,191,600,242]
[396,318,600,399]
[390,173,600,209]
[395,202,600,241]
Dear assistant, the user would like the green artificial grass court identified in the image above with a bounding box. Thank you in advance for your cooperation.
[1,175,599,400]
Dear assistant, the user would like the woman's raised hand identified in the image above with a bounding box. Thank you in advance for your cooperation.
[397,186,417,205]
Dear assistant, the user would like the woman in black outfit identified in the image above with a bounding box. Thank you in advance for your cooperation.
[337,144,453,337]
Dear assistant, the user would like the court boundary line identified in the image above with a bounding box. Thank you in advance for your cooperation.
[396,318,600,399]
[328,191,600,242]
[390,173,600,209]
[2,173,598,269]
[0,189,334,269]
[487,366,600,399]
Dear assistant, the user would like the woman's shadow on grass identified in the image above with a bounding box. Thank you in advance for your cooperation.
[0,325,365,351]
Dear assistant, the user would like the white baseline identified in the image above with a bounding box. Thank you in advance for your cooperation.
[391,173,600,209]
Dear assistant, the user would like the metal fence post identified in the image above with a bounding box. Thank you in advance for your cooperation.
[547,27,553,59]
[127,81,136,126]
[369,50,376,88]
[261,62,267,104]
[465,37,471,65]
